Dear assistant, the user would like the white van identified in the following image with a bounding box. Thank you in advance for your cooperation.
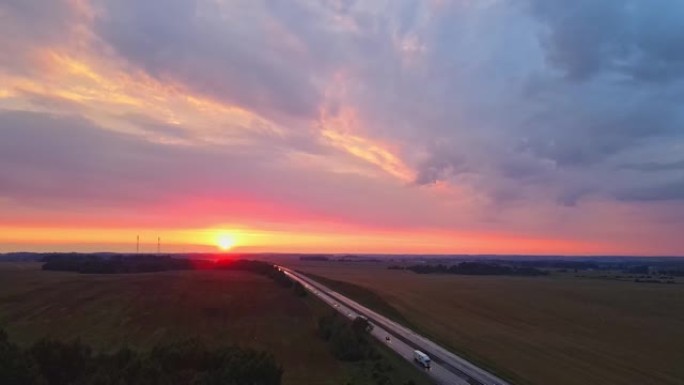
[413,350,431,369]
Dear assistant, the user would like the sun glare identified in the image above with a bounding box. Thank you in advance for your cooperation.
[217,234,236,251]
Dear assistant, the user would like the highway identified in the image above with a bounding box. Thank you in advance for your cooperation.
[277,266,510,385]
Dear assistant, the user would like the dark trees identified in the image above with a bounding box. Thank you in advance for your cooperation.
[0,330,283,385]
[406,262,547,276]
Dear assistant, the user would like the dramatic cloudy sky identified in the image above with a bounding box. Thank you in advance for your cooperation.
[1,0,683,254]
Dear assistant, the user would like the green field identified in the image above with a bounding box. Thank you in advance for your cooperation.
[289,261,684,385]
[0,262,429,385]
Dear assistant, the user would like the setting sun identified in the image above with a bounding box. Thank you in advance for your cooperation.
[216,234,236,251]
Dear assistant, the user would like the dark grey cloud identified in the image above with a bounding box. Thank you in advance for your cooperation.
[617,180,684,201]
[414,141,469,185]
[520,94,683,167]
[621,159,684,172]
[528,0,684,82]
[366,0,684,205]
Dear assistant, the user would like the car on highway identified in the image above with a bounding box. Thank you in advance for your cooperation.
[413,350,431,369]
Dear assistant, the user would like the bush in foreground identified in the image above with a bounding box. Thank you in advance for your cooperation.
[0,330,282,385]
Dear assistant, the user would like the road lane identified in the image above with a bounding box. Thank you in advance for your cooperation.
[278,266,510,385]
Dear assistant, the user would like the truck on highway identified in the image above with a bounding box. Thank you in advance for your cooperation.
[413,350,431,369]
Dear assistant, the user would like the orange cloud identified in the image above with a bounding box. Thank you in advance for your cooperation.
[317,73,416,182]
[321,122,415,182]
[1,46,286,147]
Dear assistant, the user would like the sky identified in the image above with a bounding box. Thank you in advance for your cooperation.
[1,0,683,255]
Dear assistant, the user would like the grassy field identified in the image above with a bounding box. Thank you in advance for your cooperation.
[0,262,430,385]
[289,261,684,385]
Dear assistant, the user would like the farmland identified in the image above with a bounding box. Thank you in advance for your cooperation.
[289,261,684,385]
[0,262,428,385]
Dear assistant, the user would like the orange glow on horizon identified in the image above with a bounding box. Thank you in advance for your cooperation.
[0,224,647,256]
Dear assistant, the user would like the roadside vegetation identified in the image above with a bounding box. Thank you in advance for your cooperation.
[305,273,413,328]
[318,314,375,362]
[317,313,427,385]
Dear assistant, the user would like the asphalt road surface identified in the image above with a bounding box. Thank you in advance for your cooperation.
[278,266,511,385]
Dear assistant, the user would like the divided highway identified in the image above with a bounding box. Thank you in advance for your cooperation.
[277,266,511,385]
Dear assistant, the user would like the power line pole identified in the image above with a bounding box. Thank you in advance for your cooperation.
[136,235,139,254]
[157,237,161,255]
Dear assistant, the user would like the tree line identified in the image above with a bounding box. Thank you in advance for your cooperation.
[42,255,307,297]
[392,262,548,276]
[0,329,282,385]
[42,254,195,274]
